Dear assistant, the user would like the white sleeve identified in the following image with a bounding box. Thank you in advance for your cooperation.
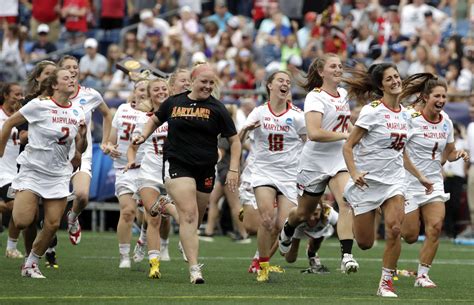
[19,99,45,124]
[355,105,376,131]
[303,91,325,114]
[295,110,307,136]
[133,114,148,135]
[90,89,105,111]
[447,118,455,144]
[243,107,261,128]
[111,105,122,129]
[466,123,474,153]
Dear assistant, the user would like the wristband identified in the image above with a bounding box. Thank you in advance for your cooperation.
[229,169,239,173]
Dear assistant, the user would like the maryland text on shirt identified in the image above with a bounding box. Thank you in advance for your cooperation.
[170,106,211,120]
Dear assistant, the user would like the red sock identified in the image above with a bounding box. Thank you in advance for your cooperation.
[259,257,269,263]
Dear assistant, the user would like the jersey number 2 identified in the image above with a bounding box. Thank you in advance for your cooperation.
[268,134,284,151]
[58,127,70,145]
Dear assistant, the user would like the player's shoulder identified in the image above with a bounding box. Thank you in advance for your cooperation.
[79,85,101,96]
[289,103,303,113]
[369,99,382,108]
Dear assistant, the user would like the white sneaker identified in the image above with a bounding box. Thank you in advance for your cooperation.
[133,240,146,263]
[278,227,292,255]
[414,274,437,288]
[21,264,46,279]
[119,256,131,268]
[341,253,359,274]
[377,278,397,297]
[190,264,205,284]
[160,243,170,261]
[178,241,188,262]
[6,248,24,259]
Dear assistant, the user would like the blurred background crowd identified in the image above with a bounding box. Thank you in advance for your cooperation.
[0,0,473,238]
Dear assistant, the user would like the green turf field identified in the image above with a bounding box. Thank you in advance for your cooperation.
[0,231,473,305]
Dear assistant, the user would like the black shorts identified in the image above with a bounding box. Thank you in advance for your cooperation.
[166,158,216,194]
[0,183,13,202]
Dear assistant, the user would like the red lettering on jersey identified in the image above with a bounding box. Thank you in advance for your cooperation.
[423,132,447,139]
[385,114,390,119]
[264,117,271,121]
[335,104,350,112]
[262,122,290,132]
[52,116,77,125]
[386,122,407,130]
[51,109,58,114]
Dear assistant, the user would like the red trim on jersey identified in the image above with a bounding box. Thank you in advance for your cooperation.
[322,88,340,98]
[422,111,443,124]
[267,101,291,117]
[50,97,72,108]
[381,100,401,113]
[70,85,81,99]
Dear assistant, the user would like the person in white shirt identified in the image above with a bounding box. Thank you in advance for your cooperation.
[0,68,87,279]
[400,0,447,37]
[58,55,113,246]
[342,63,433,298]
[240,71,306,282]
[279,54,359,275]
[400,73,469,288]
[79,38,108,88]
[136,9,170,43]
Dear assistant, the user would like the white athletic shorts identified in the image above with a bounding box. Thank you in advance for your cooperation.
[239,181,257,209]
[137,160,166,193]
[293,224,334,240]
[404,191,450,214]
[344,179,405,216]
[115,168,139,197]
[296,166,347,196]
[11,166,72,199]
[251,172,298,205]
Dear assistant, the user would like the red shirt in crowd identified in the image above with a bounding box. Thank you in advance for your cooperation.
[32,0,59,23]
[101,0,125,18]
[63,0,88,32]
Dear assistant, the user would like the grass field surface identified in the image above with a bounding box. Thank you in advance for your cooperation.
[0,231,473,305]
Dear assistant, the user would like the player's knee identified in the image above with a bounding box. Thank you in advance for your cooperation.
[426,221,443,239]
[74,190,89,206]
[261,215,275,232]
[12,216,29,230]
[357,239,374,250]
[403,233,418,244]
[385,220,401,239]
[182,210,198,225]
[121,209,136,223]
[147,215,161,227]
[43,218,61,232]
[285,255,297,263]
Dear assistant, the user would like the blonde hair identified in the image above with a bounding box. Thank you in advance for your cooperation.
[190,62,221,99]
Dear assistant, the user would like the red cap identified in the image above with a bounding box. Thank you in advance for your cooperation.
[305,12,317,22]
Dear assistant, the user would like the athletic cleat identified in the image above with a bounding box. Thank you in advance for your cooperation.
[149,196,172,217]
[5,248,24,259]
[305,256,330,274]
[148,258,161,279]
[256,262,270,282]
[341,253,359,274]
[178,241,188,262]
[377,278,397,297]
[268,265,285,273]
[233,235,251,244]
[119,255,131,268]
[21,264,46,279]
[278,229,292,255]
[45,251,59,269]
[160,243,170,261]
[190,264,205,284]
[133,240,147,263]
[67,211,82,245]
[414,274,437,288]
[248,258,260,273]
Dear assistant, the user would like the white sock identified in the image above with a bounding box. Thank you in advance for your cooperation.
[160,238,169,247]
[418,263,430,276]
[148,250,160,260]
[7,237,17,250]
[46,247,55,254]
[381,267,394,281]
[139,226,147,244]
[119,244,130,257]
[68,210,79,221]
[25,251,40,267]
[253,250,259,259]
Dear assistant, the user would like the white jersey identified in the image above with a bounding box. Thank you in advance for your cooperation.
[405,111,454,195]
[0,107,20,186]
[135,112,168,173]
[69,85,104,161]
[17,97,85,176]
[294,205,338,240]
[299,87,350,171]
[111,103,145,169]
[353,100,409,184]
[244,102,306,180]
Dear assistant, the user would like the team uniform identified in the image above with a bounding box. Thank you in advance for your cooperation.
[134,113,169,193]
[111,103,145,197]
[0,107,20,202]
[155,91,237,194]
[293,205,338,240]
[344,100,409,215]
[239,132,257,209]
[244,102,306,204]
[297,88,351,196]
[404,111,453,213]
[12,97,85,198]
[69,86,104,176]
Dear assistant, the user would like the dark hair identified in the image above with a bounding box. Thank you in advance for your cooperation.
[399,73,447,105]
[58,55,79,68]
[0,82,22,109]
[25,60,56,101]
[343,63,398,104]
[266,70,291,96]
[301,53,339,92]
[30,68,68,100]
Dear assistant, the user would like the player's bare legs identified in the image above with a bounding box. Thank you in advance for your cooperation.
[67,172,91,244]
[116,193,136,268]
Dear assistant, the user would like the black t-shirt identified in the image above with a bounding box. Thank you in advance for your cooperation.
[155,91,237,167]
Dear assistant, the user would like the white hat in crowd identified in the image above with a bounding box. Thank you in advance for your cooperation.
[37,24,49,34]
[84,38,98,49]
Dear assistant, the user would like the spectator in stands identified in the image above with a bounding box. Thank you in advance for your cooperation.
[205,0,233,32]
[203,21,221,54]
[29,24,57,61]
[61,0,89,45]
[136,9,170,45]
[144,29,163,63]
[0,0,18,24]
[104,43,123,85]
[99,0,125,31]
[225,16,243,48]
[297,11,317,50]
[0,24,26,82]
[175,6,199,53]
[232,48,256,91]
[389,44,409,78]
[79,38,107,88]
[280,34,301,70]
[400,0,447,37]
[257,2,291,35]
[407,44,431,75]
[29,0,61,42]
[435,45,451,77]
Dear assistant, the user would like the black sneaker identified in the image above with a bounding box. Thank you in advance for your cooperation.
[45,251,58,269]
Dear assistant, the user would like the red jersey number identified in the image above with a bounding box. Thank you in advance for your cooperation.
[388,133,407,151]
[333,115,350,133]
[11,131,19,145]
[58,127,70,145]
[152,136,166,155]
[268,134,284,151]
[120,122,136,141]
